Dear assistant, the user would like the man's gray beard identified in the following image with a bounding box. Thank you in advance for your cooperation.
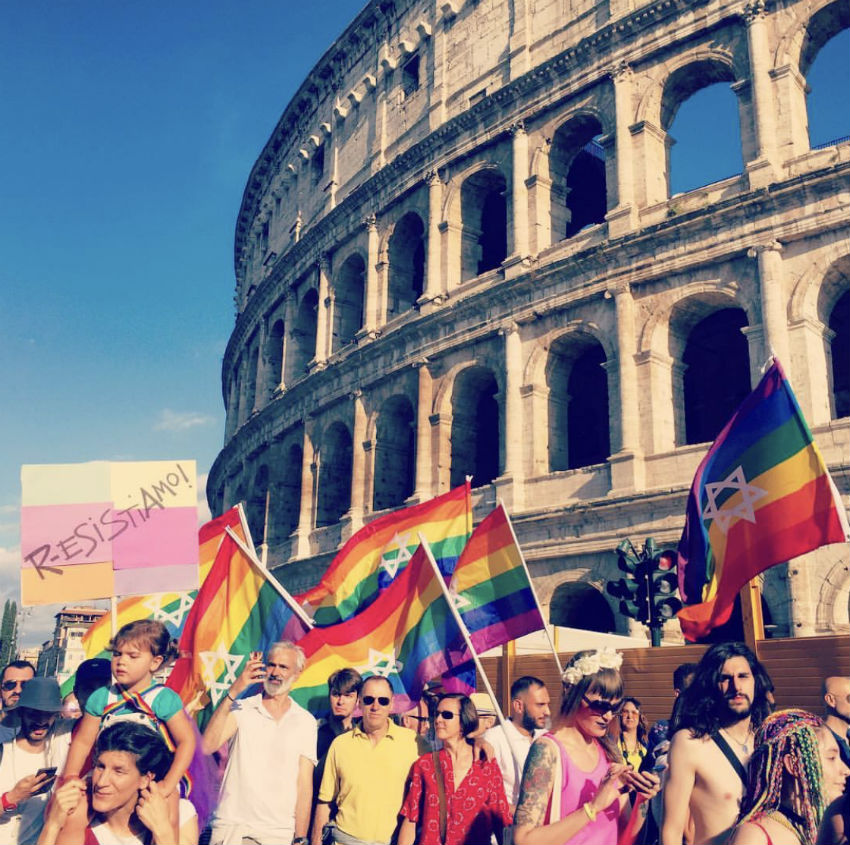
[263,676,293,697]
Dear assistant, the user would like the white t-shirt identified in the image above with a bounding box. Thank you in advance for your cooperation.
[483,720,545,806]
[211,695,318,844]
[0,722,73,845]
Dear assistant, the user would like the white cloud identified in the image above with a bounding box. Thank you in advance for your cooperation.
[153,409,215,433]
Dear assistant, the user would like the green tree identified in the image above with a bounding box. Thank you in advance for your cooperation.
[0,600,18,667]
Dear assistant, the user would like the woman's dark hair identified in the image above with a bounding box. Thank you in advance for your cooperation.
[94,722,173,781]
[439,693,479,739]
[677,641,773,738]
[619,696,648,744]
[109,620,179,664]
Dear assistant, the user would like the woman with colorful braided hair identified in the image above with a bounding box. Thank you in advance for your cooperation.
[729,708,849,845]
[513,649,660,845]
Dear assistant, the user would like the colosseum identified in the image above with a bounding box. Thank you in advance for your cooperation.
[208,0,849,642]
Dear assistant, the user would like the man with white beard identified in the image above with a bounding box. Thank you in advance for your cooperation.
[203,641,317,845]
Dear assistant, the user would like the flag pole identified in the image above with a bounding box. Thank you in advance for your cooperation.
[225,521,314,630]
[498,500,564,676]
[418,533,526,773]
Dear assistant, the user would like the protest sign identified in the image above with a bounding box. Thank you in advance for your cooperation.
[20,460,199,605]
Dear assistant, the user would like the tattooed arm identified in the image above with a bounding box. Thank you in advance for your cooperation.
[513,737,628,845]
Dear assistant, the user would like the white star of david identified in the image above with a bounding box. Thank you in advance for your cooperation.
[199,645,245,706]
[144,594,194,630]
[379,532,414,579]
[702,466,768,534]
[448,577,472,610]
[355,648,404,678]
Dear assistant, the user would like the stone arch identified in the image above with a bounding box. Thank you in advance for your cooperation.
[246,464,269,545]
[286,287,318,381]
[386,211,425,318]
[449,364,502,488]
[265,318,285,397]
[433,357,506,420]
[822,265,850,419]
[777,0,849,76]
[373,394,416,510]
[816,559,850,632]
[548,112,608,240]
[332,252,366,351]
[316,421,353,527]
[549,582,616,633]
[450,166,508,281]
[269,439,303,544]
[546,332,611,471]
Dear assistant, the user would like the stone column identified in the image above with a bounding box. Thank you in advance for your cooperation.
[607,282,644,491]
[743,1,779,186]
[316,254,331,364]
[279,291,295,390]
[412,361,433,501]
[349,391,368,530]
[748,241,789,367]
[526,140,551,254]
[254,320,268,409]
[510,121,530,260]
[423,170,445,303]
[364,215,380,334]
[606,62,638,236]
[497,324,525,509]
[292,424,317,558]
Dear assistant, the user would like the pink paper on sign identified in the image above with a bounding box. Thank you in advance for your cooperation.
[111,506,199,571]
[20,503,113,568]
[114,563,199,596]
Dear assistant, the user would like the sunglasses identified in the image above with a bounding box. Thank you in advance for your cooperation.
[437,710,458,720]
[362,695,391,706]
[1,680,25,692]
[582,695,623,716]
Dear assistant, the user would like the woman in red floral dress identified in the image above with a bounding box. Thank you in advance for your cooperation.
[398,693,512,845]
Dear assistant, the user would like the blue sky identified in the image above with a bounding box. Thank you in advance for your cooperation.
[1,5,846,646]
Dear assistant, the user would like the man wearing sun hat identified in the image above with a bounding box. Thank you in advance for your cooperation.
[0,677,73,845]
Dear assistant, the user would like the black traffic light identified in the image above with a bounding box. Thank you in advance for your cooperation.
[649,548,683,623]
[606,540,650,623]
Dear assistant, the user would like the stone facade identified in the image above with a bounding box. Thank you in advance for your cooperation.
[209,0,849,641]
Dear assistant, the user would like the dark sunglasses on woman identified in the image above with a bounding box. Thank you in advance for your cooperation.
[582,695,623,715]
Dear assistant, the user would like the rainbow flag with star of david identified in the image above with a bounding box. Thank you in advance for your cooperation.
[166,507,311,725]
[291,543,474,715]
[297,481,472,626]
[676,358,849,641]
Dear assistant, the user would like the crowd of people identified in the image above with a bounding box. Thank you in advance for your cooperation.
[0,619,847,845]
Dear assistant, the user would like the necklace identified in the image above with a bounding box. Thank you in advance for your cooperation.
[721,726,752,755]
[764,808,805,843]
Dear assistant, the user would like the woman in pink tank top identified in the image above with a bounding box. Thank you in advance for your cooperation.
[513,649,660,845]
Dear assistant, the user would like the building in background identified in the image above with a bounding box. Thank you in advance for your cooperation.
[208,0,849,642]
[37,607,108,685]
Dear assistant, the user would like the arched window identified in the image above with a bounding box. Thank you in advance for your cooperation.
[316,422,353,527]
[287,289,318,381]
[550,582,615,633]
[266,319,285,396]
[243,341,260,421]
[460,170,507,280]
[269,442,303,543]
[683,308,750,444]
[332,254,366,351]
[547,338,610,471]
[800,6,849,150]
[373,396,416,510]
[663,63,742,195]
[450,367,500,488]
[829,290,849,419]
[387,213,425,318]
[246,466,268,545]
[549,116,607,240]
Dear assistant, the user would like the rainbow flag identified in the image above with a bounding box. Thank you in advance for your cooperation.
[298,481,472,626]
[81,508,242,661]
[450,504,545,652]
[167,516,310,723]
[291,544,474,715]
[677,359,849,641]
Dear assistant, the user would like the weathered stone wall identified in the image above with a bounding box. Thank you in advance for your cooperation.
[212,0,850,642]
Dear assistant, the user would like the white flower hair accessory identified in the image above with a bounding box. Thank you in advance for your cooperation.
[561,648,623,686]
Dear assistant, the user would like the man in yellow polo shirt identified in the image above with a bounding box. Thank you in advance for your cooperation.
[311,675,418,845]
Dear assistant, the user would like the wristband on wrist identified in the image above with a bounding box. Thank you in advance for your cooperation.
[1,792,18,812]
[226,692,236,702]
[583,802,597,822]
